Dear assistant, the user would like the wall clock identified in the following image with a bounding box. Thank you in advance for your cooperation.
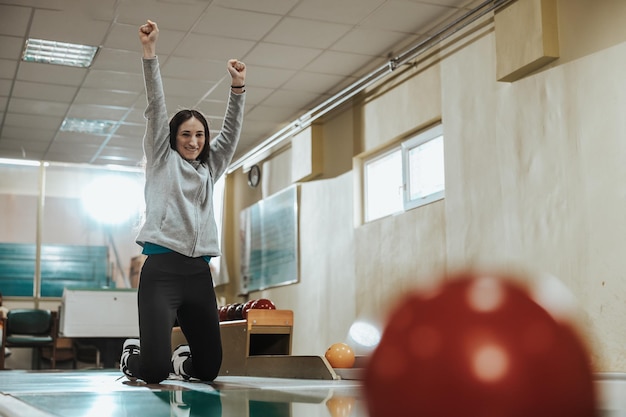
[247,164,261,188]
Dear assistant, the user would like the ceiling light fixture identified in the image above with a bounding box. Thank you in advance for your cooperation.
[0,158,42,167]
[22,38,98,68]
[60,118,118,135]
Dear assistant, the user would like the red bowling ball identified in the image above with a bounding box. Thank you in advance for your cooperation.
[363,271,597,417]
[250,298,276,311]
[218,305,228,322]
[242,299,256,319]
[226,303,241,321]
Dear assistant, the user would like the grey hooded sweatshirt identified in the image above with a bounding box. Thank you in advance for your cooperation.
[136,57,245,258]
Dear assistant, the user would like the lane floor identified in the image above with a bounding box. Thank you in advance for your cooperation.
[0,370,366,417]
[0,370,624,416]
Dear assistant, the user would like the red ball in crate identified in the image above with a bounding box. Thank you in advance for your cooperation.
[242,299,256,319]
[363,271,597,417]
[250,298,276,311]
[218,305,229,322]
[234,303,245,320]
[226,303,241,321]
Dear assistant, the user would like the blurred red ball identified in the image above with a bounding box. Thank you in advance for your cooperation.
[251,298,276,310]
[363,271,597,417]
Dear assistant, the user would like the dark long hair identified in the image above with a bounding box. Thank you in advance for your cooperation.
[168,109,210,163]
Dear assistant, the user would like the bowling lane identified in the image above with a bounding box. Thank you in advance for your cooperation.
[0,370,624,416]
[0,370,367,417]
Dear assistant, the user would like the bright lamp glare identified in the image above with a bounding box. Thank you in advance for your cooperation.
[347,321,382,355]
[82,176,143,224]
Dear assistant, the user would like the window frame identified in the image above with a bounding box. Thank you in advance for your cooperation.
[361,123,445,224]
[363,146,403,223]
[401,124,445,211]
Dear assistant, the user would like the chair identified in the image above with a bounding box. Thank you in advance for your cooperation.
[72,340,101,369]
[0,309,58,370]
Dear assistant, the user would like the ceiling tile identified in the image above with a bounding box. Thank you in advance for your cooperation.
[17,61,87,86]
[4,112,62,130]
[90,48,143,73]
[82,70,144,93]
[114,0,209,31]
[161,79,214,104]
[331,28,411,57]
[0,5,31,37]
[289,0,386,24]
[0,80,11,96]
[0,138,47,160]
[109,124,145,141]
[92,149,145,166]
[305,50,381,77]
[360,0,451,34]
[164,95,203,114]
[29,8,109,46]
[264,17,353,49]
[124,108,149,125]
[52,131,107,145]
[44,144,101,163]
[193,7,281,41]
[213,0,300,15]
[243,66,296,89]
[0,35,24,60]
[282,71,355,95]
[65,104,128,120]
[245,43,322,71]
[7,97,69,117]
[173,33,257,62]
[74,88,138,107]
[0,58,18,79]
[246,104,297,123]
[262,89,323,110]
[198,100,234,119]
[160,57,225,83]
[104,24,187,56]
[222,86,274,106]
[12,80,77,102]
[1,126,56,142]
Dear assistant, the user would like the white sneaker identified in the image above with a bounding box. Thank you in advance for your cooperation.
[171,344,191,380]
[120,338,140,381]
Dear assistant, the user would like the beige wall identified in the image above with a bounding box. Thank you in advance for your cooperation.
[221,0,626,372]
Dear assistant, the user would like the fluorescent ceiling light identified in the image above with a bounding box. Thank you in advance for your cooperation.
[22,38,98,68]
[61,118,118,135]
[0,158,42,167]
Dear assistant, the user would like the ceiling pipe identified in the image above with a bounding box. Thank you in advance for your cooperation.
[227,0,516,175]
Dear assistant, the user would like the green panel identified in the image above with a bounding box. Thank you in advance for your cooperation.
[0,242,110,297]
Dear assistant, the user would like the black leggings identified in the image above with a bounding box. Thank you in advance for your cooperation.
[127,252,222,383]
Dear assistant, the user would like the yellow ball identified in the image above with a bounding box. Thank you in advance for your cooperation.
[325,342,355,368]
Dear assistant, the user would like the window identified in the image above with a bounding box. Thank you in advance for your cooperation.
[364,148,403,222]
[363,124,445,222]
[403,124,445,209]
[0,159,144,298]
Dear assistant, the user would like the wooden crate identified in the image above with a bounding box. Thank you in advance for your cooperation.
[171,309,338,380]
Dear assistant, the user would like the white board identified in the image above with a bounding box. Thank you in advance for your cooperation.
[59,289,139,337]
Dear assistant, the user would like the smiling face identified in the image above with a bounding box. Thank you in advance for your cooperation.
[175,117,205,161]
